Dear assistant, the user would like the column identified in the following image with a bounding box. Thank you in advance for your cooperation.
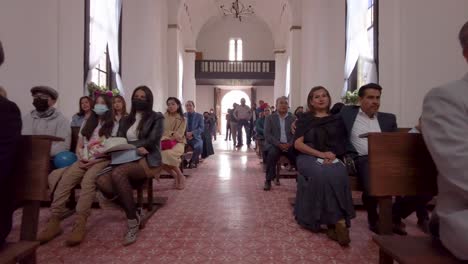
[183,49,196,104]
[273,50,287,102]
[289,26,302,109]
[167,24,181,99]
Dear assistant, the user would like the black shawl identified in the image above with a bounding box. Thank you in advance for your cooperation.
[294,113,347,157]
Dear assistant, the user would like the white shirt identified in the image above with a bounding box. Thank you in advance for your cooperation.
[127,113,142,141]
[279,114,287,143]
[350,108,381,156]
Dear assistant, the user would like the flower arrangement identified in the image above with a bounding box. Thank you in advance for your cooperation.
[342,89,359,105]
[87,82,120,98]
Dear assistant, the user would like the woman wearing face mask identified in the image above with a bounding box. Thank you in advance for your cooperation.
[96,86,164,246]
[37,95,115,247]
[71,96,94,128]
[161,97,186,189]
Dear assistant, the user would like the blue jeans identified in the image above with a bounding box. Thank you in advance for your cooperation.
[187,138,203,164]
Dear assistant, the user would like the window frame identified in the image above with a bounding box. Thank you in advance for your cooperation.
[84,0,122,90]
[228,38,243,61]
[345,0,379,92]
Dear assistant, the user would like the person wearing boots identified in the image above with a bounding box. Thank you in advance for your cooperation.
[37,95,115,246]
[184,100,204,168]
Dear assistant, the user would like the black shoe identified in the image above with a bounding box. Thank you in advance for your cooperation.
[417,219,430,234]
[393,222,408,236]
[369,224,379,234]
[263,181,271,191]
[274,178,280,186]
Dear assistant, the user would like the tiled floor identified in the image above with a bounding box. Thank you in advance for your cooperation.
[8,139,424,263]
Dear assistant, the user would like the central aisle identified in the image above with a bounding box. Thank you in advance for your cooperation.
[30,140,379,263]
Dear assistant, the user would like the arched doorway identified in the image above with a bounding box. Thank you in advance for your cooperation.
[220,90,251,136]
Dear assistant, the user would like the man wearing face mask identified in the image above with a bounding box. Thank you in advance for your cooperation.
[22,86,71,157]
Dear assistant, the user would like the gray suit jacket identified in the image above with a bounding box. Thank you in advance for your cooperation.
[339,105,397,157]
[422,72,468,260]
[264,113,296,151]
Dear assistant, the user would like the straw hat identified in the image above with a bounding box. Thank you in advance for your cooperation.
[102,137,135,153]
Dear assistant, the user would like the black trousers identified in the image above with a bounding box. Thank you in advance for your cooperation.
[265,146,296,182]
[355,155,432,226]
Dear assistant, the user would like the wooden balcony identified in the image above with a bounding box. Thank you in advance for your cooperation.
[195,60,275,86]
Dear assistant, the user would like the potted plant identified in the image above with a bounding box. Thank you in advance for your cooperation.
[87,82,120,98]
[342,89,359,105]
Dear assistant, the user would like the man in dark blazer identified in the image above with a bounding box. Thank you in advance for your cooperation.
[263,96,296,191]
[340,83,403,233]
[184,100,204,168]
[0,40,23,245]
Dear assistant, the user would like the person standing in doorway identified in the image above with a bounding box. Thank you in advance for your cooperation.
[233,98,252,148]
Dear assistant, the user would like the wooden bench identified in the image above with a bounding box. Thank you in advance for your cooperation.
[0,135,62,264]
[275,155,297,181]
[367,132,463,264]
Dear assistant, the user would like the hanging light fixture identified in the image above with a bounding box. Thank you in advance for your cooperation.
[220,0,254,22]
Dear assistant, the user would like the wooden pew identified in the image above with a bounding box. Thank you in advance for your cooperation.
[0,135,62,264]
[367,132,463,264]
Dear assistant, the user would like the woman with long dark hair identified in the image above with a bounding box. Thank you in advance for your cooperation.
[71,96,94,128]
[161,97,186,189]
[96,86,164,246]
[293,86,355,247]
[112,95,128,136]
[38,94,115,247]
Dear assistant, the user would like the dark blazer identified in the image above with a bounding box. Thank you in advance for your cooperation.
[340,105,397,156]
[118,111,164,167]
[184,112,204,141]
[264,113,296,151]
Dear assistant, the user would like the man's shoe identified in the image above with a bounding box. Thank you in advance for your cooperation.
[369,224,379,234]
[274,178,280,186]
[393,222,408,236]
[417,219,430,234]
[37,216,63,244]
[263,181,271,191]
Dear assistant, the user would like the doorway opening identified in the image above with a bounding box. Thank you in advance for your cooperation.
[220,90,251,137]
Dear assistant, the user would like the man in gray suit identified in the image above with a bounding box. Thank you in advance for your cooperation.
[421,20,468,260]
[263,96,296,191]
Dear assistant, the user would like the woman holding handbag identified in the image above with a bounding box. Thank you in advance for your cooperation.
[161,97,186,189]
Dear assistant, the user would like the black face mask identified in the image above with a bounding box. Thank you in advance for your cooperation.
[132,99,149,111]
[33,98,49,112]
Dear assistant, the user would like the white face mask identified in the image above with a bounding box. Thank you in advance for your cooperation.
[93,104,109,115]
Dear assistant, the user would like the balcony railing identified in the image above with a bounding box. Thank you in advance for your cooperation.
[195,60,275,80]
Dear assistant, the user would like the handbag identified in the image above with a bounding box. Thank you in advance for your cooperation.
[161,118,183,150]
[161,139,178,150]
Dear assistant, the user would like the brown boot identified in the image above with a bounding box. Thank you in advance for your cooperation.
[335,220,351,247]
[65,214,87,247]
[37,216,63,244]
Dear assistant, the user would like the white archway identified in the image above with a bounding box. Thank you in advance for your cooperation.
[220,90,251,135]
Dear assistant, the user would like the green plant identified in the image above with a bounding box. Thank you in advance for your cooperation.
[87,82,120,98]
[342,90,359,105]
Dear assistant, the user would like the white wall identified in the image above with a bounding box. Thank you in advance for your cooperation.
[256,86,275,107]
[0,0,84,119]
[122,0,168,112]
[379,0,468,127]
[196,16,275,60]
[195,85,214,112]
[300,0,346,108]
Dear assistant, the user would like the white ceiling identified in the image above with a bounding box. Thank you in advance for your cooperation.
[174,0,293,48]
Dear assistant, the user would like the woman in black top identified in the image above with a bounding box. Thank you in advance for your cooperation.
[96,86,164,246]
[294,86,355,247]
